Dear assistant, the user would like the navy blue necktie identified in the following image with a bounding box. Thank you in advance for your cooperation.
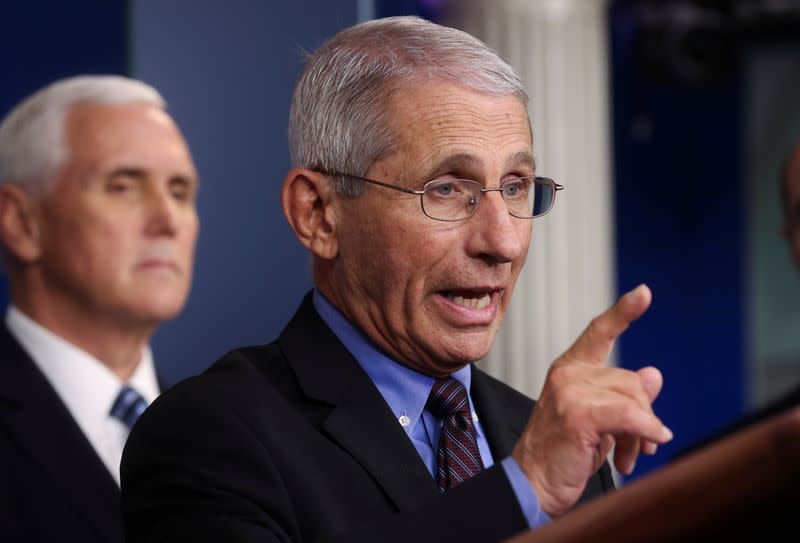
[110,385,148,429]
[426,377,484,491]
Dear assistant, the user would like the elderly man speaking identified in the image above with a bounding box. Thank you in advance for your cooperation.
[123,16,670,543]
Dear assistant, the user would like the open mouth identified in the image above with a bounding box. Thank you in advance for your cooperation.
[442,290,495,310]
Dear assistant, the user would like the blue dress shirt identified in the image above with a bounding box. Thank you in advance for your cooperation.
[312,290,549,528]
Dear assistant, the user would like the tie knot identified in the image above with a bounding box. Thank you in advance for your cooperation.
[110,385,148,429]
[426,377,470,419]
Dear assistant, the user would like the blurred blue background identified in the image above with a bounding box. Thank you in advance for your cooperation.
[2,0,799,480]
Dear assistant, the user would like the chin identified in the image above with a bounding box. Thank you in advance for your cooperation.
[130,299,187,323]
[439,337,494,367]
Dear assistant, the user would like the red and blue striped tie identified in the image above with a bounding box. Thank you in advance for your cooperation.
[426,377,484,491]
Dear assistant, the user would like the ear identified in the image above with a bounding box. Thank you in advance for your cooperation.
[0,183,43,263]
[281,168,338,260]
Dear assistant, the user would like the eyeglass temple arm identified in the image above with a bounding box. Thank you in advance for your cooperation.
[318,170,425,195]
[358,176,424,195]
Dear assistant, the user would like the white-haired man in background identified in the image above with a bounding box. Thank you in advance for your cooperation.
[0,75,199,542]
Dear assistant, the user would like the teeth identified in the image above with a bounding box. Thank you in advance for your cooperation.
[448,292,491,309]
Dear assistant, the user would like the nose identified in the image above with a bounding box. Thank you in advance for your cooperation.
[144,186,178,238]
[466,190,529,264]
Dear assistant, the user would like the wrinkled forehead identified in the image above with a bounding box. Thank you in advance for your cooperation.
[381,81,533,174]
[385,78,531,127]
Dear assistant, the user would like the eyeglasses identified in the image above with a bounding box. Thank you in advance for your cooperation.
[319,171,563,222]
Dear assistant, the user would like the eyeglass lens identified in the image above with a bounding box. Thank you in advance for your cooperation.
[421,178,554,221]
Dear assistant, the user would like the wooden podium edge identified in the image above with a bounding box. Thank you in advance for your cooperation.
[505,406,800,542]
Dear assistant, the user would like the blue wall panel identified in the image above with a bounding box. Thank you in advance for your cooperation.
[0,1,127,113]
[610,3,745,479]
[130,1,359,384]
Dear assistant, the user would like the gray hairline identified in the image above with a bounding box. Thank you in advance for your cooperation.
[288,16,530,198]
[0,75,166,196]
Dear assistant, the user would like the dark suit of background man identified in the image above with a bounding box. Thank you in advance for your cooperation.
[123,16,672,543]
[782,142,800,270]
[0,75,199,542]
[774,141,800,406]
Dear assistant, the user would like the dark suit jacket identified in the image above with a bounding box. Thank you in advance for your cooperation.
[122,293,614,543]
[0,324,123,542]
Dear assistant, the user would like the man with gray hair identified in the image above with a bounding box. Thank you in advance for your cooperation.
[123,16,669,542]
[0,75,199,542]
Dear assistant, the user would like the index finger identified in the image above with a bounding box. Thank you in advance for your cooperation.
[565,283,652,365]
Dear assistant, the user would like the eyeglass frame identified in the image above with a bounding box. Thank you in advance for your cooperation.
[317,170,564,222]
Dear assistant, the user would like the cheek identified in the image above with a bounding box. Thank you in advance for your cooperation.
[519,221,533,247]
[363,227,432,304]
[512,224,532,266]
[392,222,443,272]
[401,236,461,310]
[50,216,116,260]
[180,216,200,255]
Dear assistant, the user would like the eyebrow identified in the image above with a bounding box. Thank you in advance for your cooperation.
[105,166,198,186]
[421,153,480,179]
[507,150,536,173]
[79,166,147,188]
[108,167,148,181]
[421,150,537,181]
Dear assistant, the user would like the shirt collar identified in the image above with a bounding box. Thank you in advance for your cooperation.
[312,290,472,432]
[5,305,159,432]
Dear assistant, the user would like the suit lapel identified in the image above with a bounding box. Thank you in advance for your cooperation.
[279,293,438,511]
[470,366,528,460]
[0,325,122,541]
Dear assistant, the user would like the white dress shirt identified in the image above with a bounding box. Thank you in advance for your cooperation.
[5,305,160,486]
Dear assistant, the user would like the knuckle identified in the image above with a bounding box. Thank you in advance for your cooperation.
[624,370,647,396]
[619,403,641,427]
[587,315,611,340]
[552,363,571,379]
[547,364,575,388]
[559,395,593,431]
[585,317,602,341]
[614,369,650,406]
[561,407,584,433]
